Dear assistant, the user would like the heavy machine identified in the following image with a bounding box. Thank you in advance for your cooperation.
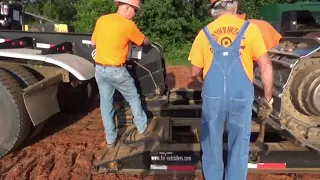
[253,0,320,152]
[0,0,320,175]
[258,0,320,36]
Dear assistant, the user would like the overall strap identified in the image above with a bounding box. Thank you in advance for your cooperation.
[203,26,224,52]
[230,21,250,49]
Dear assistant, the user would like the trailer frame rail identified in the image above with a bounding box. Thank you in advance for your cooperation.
[93,116,320,176]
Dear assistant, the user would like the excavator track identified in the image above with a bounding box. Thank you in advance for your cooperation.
[280,56,320,149]
[253,37,320,152]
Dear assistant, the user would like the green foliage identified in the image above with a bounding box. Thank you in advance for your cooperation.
[165,42,193,65]
[133,0,211,64]
[73,0,117,33]
[25,0,77,24]
[23,0,284,65]
[238,0,280,18]
[135,0,197,47]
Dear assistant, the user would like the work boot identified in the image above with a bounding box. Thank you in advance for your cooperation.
[100,141,116,148]
[139,117,158,138]
[108,142,116,148]
[100,130,119,149]
[120,118,158,146]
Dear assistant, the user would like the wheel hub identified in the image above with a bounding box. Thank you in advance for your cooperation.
[310,78,320,115]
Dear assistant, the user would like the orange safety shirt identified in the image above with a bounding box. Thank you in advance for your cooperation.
[91,13,145,65]
[237,14,282,50]
[188,14,267,81]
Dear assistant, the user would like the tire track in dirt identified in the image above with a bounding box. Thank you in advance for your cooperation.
[4,149,39,180]
[0,150,28,177]
[29,152,55,180]
[0,104,105,180]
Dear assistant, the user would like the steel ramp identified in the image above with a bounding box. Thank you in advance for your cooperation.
[93,117,171,173]
[92,116,320,176]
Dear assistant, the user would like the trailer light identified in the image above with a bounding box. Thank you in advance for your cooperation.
[71,80,78,87]
[0,4,9,16]
[248,163,286,169]
[167,165,195,171]
[109,161,118,169]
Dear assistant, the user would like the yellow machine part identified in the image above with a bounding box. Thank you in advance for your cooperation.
[24,23,70,32]
[52,24,69,32]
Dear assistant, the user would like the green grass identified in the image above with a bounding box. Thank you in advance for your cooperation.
[163,42,193,66]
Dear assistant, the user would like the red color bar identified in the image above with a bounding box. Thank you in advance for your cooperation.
[167,165,195,171]
[257,163,286,169]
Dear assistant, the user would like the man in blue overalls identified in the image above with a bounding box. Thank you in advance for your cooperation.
[188,0,274,179]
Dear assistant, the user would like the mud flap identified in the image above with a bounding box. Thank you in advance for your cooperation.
[22,73,63,126]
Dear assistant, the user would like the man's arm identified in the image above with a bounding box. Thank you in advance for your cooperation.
[250,24,274,101]
[129,22,151,46]
[91,26,96,46]
[189,32,205,79]
[256,53,273,101]
[91,19,99,46]
[191,65,203,77]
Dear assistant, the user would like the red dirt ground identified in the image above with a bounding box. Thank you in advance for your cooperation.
[0,65,319,180]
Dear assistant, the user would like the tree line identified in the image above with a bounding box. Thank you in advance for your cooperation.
[24,0,283,64]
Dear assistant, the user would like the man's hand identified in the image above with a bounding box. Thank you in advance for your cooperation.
[192,76,203,83]
[190,65,202,78]
[257,97,273,120]
[143,43,152,53]
[197,70,204,83]
[142,36,152,53]
[142,36,151,46]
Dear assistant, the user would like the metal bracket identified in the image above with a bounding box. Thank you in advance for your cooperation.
[41,42,73,55]
[0,37,33,49]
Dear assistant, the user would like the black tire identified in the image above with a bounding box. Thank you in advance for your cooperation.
[0,63,45,140]
[0,68,31,157]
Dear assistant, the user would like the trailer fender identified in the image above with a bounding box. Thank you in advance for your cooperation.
[22,73,63,126]
[0,48,95,81]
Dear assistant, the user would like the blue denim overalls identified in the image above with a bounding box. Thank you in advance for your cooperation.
[201,21,254,180]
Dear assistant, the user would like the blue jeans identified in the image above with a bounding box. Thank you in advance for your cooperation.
[95,65,147,144]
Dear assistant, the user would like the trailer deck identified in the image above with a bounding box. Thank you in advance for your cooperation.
[93,88,320,176]
[93,116,320,175]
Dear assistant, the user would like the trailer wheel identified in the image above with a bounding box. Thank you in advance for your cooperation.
[0,68,31,157]
[0,63,45,140]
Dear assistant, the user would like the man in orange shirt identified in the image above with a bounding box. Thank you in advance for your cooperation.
[188,0,274,179]
[237,13,282,50]
[91,0,155,148]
